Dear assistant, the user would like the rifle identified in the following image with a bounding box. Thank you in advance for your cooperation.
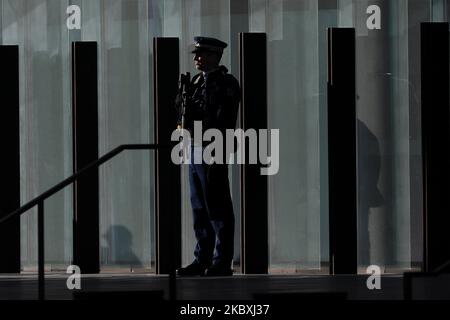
[177,72,191,130]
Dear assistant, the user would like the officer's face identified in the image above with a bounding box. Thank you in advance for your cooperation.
[193,51,219,72]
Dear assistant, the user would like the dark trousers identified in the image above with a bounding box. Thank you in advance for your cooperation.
[189,150,235,268]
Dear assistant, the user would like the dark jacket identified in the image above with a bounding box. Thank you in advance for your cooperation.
[176,65,241,136]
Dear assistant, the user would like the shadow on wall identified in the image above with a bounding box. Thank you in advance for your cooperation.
[357,119,384,267]
[101,225,142,269]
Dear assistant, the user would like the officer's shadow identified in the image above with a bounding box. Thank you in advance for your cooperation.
[101,225,142,270]
[357,119,384,267]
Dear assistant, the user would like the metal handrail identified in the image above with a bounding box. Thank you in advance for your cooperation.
[0,143,165,300]
[403,259,450,300]
[434,260,450,274]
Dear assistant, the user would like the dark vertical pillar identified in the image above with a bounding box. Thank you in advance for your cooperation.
[421,23,450,273]
[239,33,268,274]
[327,28,357,275]
[153,38,181,275]
[230,0,249,267]
[72,42,99,274]
[0,46,20,273]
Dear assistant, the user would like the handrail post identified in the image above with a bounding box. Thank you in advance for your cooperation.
[38,201,45,300]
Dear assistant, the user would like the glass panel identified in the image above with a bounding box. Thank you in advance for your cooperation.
[99,151,152,271]
[1,0,73,270]
[338,0,435,272]
[432,0,447,21]
[318,0,338,272]
[81,0,153,271]
[250,0,324,272]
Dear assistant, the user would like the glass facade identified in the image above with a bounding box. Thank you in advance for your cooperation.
[1,0,448,273]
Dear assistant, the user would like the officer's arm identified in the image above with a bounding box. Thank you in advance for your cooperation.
[216,77,241,130]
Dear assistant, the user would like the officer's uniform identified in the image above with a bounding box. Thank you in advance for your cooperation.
[176,37,241,276]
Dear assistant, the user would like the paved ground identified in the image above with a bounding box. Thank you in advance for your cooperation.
[2,273,448,300]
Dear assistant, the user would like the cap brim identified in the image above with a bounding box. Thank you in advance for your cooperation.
[190,47,215,54]
[189,44,223,54]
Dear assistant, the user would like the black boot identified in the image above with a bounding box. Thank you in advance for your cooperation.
[176,261,208,276]
[204,262,233,276]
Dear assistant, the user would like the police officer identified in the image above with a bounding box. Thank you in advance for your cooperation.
[176,37,241,276]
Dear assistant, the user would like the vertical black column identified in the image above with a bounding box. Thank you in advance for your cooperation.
[239,33,268,274]
[72,42,99,274]
[421,23,450,273]
[0,46,20,273]
[153,38,181,274]
[327,28,357,275]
